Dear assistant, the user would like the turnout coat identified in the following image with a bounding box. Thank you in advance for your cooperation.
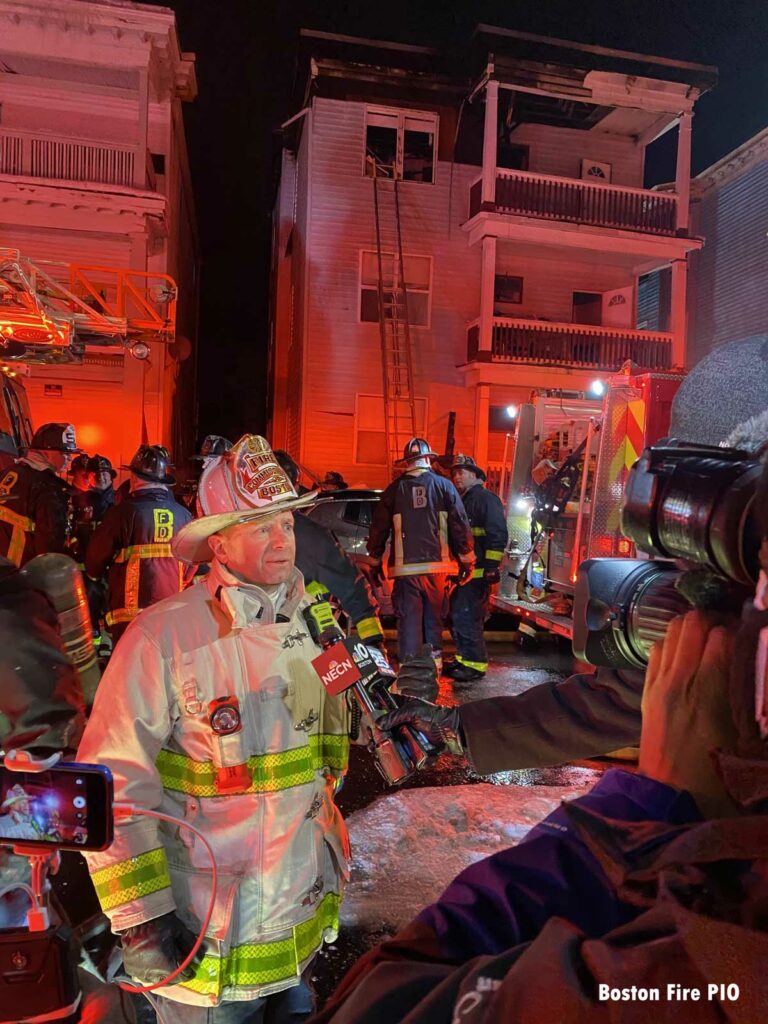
[79,561,350,1007]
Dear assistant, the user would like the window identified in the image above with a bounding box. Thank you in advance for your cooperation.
[494,274,523,305]
[355,394,428,466]
[364,107,437,183]
[498,143,529,171]
[360,251,432,327]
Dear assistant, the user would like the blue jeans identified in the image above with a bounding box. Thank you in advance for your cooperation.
[150,979,314,1024]
[450,578,490,671]
[392,574,448,661]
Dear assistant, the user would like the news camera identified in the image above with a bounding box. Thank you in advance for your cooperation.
[572,444,762,670]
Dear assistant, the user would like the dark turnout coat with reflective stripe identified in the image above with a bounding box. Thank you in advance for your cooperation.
[85,486,191,628]
[367,470,473,577]
[294,514,383,641]
[460,482,508,578]
[0,461,71,566]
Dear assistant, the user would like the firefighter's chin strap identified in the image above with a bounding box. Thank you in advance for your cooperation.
[111,803,218,1024]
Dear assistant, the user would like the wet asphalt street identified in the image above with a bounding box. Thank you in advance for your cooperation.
[314,629,610,1004]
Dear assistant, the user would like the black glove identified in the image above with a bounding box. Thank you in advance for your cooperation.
[457,560,474,586]
[120,911,204,985]
[396,644,438,701]
[378,698,464,755]
[484,567,501,585]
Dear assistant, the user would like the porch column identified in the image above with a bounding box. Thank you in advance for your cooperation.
[479,235,497,353]
[473,384,490,471]
[481,80,499,207]
[674,111,693,233]
[670,257,688,368]
[135,67,149,188]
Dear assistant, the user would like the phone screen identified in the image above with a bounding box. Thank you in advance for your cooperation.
[0,761,113,851]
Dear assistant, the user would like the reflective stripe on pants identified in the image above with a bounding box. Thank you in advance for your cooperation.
[450,578,490,672]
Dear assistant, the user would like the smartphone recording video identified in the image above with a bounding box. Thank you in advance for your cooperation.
[0,761,114,851]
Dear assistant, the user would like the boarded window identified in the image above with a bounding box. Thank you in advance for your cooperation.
[364,107,437,183]
[360,251,431,327]
[355,394,428,466]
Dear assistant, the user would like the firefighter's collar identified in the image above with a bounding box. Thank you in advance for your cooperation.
[207,559,303,628]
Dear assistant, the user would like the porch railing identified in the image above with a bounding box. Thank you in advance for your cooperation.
[467,317,673,370]
[469,169,678,236]
[0,129,141,189]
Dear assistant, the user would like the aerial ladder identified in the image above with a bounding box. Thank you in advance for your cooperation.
[0,247,177,364]
[369,156,417,473]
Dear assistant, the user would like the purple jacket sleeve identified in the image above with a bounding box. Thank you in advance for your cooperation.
[415,769,700,962]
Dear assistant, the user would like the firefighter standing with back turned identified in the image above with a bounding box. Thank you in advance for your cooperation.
[446,454,509,683]
[0,422,81,566]
[274,449,386,648]
[367,437,474,669]
[85,444,191,645]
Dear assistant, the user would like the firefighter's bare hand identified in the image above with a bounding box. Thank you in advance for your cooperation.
[120,911,205,985]
[365,560,386,589]
[396,645,438,701]
[379,698,464,755]
[639,610,740,818]
[457,560,474,586]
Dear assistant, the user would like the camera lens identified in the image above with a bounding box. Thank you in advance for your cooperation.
[622,447,762,585]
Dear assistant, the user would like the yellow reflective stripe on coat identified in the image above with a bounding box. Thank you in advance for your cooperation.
[91,847,171,912]
[456,655,488,672]
[355,615,383,640]
[156,734,350,798]
[471,568,485,579]
[181,892,341,995]
[0,504,34,567]
[471,526,486,536]
[485,549,504,561]
[114,543,175,563]
[108,543,177,626]
[306,580,330,597]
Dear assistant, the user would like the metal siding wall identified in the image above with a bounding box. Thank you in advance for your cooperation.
[303,97,481,486]
[690,160,768,366]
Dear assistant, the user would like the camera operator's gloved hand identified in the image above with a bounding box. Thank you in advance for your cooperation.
[120,911,204,985]
[365,560,386,589]
[483,567,501,585]
[379,698,465,756]
[457,559,475,586]
[396,644,438,701]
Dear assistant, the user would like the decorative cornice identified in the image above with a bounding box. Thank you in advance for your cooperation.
[694,126,768,194]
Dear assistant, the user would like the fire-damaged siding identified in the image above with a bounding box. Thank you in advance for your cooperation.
[507,124,644,188]
[302,97,481,486]
[689,158,768,367]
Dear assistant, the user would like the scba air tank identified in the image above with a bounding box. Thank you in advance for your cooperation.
[23,553,101,706]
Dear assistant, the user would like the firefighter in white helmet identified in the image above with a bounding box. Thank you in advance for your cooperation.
[78,435,351,1023]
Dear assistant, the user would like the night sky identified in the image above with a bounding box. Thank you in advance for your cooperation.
[152,0,768,443]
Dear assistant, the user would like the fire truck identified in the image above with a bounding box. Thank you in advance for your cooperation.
[0,247,177,469]
[492,366,684,639]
